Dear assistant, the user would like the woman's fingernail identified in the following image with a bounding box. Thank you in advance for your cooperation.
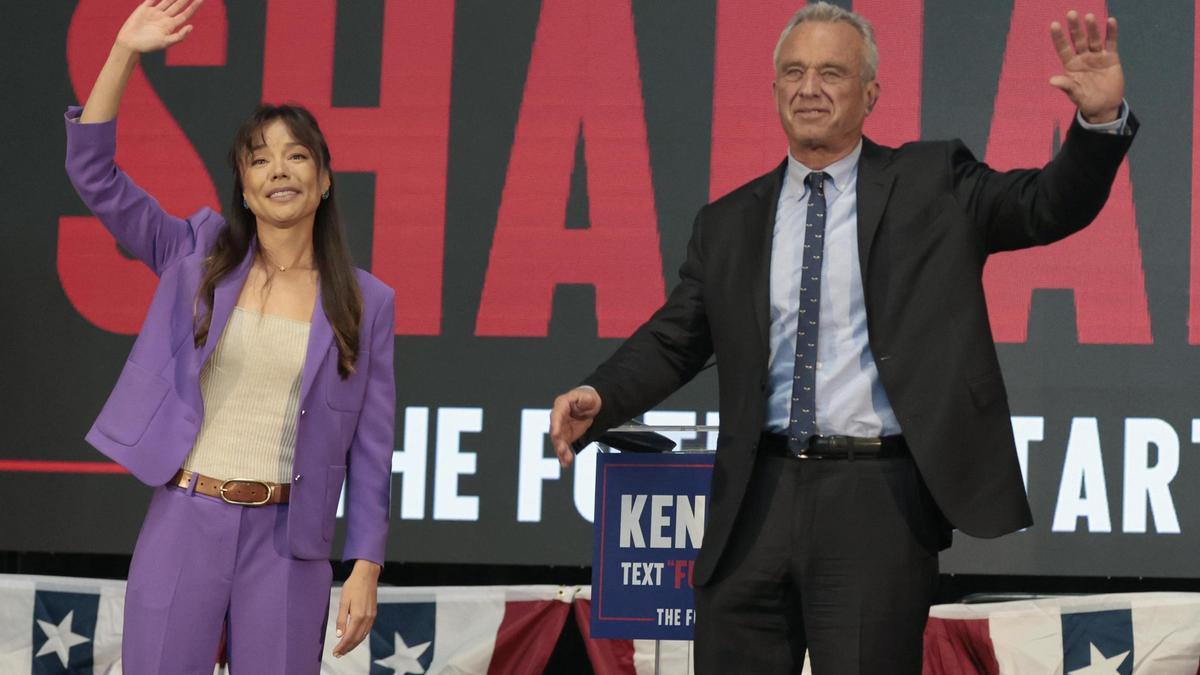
[336,629,343,637]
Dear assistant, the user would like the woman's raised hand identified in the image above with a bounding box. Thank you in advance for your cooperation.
[79,0,203,122]
[115,0,204,53]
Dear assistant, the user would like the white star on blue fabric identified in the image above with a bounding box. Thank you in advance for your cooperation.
[373,632,431,674]
[1068,643,1130,674]
[35,609,90,668]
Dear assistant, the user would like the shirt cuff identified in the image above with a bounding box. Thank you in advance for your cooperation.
[1076,100,1130,135]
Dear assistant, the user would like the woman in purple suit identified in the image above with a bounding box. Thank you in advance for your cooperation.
[65,1,395,672]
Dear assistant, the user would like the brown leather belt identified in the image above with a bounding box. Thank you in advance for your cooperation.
[168,469,290,506]
[760,432,909,460]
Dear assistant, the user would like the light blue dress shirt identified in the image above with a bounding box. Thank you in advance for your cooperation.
[763,105,1130,436]
[765,142,901,436]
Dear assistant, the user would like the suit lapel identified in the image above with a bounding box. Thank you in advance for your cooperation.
[298,286,334,407]
[200,248,255,366]
[855,138,895,278]
[746,161,787,363]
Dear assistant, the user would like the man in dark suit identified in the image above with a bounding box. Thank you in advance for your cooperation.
[551,3,1134,672]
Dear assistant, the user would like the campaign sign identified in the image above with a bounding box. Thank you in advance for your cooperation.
[590,452,715,640]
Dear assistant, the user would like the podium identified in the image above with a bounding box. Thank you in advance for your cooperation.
[588,424,717,674]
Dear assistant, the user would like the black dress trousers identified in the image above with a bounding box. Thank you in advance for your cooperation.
[692,451,944,674]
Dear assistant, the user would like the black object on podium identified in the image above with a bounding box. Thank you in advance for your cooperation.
[572,421,677,454]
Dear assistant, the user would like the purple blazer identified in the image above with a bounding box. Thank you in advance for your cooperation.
[64,108,395,565]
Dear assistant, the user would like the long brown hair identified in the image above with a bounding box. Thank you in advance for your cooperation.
[194,104,363,377]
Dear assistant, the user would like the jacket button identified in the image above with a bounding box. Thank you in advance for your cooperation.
[294,474,302,482]
[300,409,307,416]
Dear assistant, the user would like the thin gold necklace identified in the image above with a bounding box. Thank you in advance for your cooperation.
[261,249,311,272]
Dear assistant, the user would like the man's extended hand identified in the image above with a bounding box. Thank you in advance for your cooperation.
[549,387,602,468]
[1049,11,1124,123]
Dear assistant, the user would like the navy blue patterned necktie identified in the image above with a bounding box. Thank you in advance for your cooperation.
[788,171,828,454]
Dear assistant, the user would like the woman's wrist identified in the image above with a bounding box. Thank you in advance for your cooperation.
[351,559,382,578]
[108,43,141,65]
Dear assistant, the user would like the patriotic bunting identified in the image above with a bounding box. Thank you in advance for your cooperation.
[2,576,1198,674]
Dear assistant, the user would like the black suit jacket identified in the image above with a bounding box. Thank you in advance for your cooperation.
[582,116,1137,586]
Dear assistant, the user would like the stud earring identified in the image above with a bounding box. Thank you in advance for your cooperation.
[243,198,249,209]
[321,190,330,200]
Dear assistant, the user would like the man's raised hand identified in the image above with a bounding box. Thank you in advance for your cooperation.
[1049,11,1124,124]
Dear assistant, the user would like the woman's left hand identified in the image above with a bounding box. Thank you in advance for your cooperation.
[332,559,381,657]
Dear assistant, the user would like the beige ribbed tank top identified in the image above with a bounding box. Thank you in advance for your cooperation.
[182,307,311,483]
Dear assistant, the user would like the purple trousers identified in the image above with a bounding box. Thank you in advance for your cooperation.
[122,484,332,675]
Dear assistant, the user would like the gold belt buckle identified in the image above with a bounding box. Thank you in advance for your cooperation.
[219,478,274,506]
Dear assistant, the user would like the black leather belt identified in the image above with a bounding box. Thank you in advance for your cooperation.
[759,432,909,460]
